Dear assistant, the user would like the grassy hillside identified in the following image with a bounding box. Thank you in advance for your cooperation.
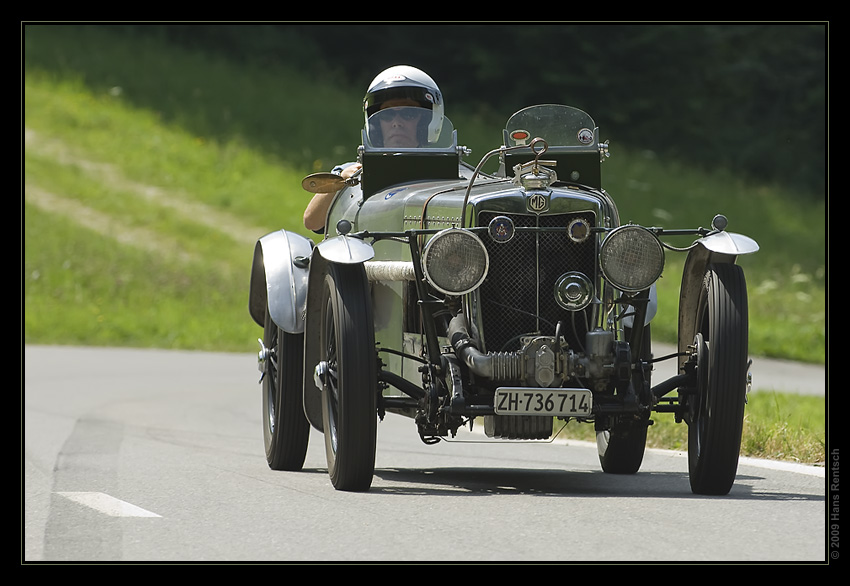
[23,25,825,362]
[22,25,826,465]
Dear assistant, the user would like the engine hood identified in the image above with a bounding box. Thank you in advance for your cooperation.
[352,178,609,233]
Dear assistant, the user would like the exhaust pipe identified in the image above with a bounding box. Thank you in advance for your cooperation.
[447,314,522,381]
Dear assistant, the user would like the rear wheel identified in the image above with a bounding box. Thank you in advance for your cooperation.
[687,263,749,495]
[261,308,309,471]
[318,263,377,491]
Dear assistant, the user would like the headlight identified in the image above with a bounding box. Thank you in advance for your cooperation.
[600,225,664,292]
[422,228,489,295]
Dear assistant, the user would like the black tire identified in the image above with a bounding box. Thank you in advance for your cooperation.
[597,420,649,474]
[319,263,377,491]
[687,263,749,495]
[597,325,652,474]
[261,308,310,471]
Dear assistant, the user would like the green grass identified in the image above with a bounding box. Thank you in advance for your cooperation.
[557,391,826,466]
[22,25,826,465]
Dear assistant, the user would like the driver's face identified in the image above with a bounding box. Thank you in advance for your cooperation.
[378,98,423,148]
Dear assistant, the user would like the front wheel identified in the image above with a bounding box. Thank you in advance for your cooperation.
[597,418,649,474]
[687,263,749,495]
[597,325,652,474]
[261,308,309,471]
[318,263,377,491]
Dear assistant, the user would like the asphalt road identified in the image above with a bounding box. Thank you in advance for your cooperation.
[652,342,825,396]
[23,345,828,563]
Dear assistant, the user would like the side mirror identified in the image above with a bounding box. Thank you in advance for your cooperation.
[301,173,348,194]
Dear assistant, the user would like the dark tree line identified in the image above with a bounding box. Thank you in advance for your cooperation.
[126,23,828,197]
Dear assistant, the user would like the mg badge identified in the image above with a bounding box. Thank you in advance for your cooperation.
[527,192,549,213]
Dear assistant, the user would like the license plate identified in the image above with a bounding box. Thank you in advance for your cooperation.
[494,388,592,417]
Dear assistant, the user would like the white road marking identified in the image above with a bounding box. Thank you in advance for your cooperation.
[738,455,825,477]
[642,446,825,477]
[56,492,162,518]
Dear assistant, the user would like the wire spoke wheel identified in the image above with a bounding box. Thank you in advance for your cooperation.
[261,308,309,471]
[597,324,652,474]
[687,263,749,495]
[319,263,377,491]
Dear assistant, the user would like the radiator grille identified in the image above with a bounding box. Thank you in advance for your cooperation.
[477,211,598,353]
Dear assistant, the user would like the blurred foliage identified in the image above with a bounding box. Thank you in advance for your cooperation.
[110,22,827,198]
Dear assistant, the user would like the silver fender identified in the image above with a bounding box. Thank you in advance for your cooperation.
[676,231,759,371]
[315,234,375,264]
[299,236,376,433]
[697,230,759,256]
[248,230,313,333]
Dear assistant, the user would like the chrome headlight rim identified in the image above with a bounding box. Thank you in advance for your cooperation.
[421,228,489,296]
[599,224,665,293]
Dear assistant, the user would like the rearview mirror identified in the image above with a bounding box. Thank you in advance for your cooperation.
[301,173,348,194]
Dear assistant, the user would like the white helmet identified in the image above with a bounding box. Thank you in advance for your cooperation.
[363,65,445,144]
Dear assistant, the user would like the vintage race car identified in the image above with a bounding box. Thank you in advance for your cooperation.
[249,104,759,495]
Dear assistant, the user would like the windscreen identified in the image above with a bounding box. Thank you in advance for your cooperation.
[504,105,598,150]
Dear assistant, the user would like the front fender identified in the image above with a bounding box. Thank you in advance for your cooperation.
[696,230,759,256]
[315,233,375,264]
[248,230,314,333]
[299,238,375,432]
[677,231,759,370]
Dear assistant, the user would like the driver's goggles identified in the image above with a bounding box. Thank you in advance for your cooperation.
[375,107,424,122]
